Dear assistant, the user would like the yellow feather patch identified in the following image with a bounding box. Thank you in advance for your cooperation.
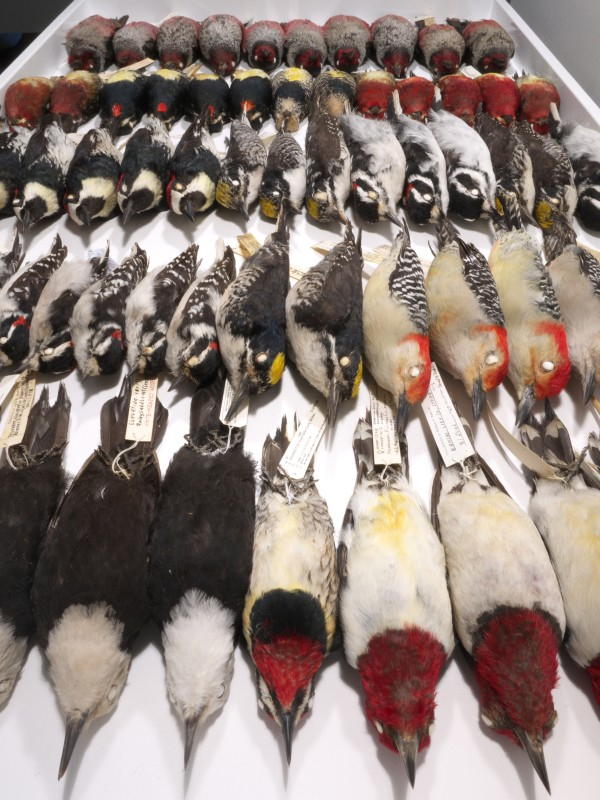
[269,352,285,385]
[106,71,137,84]
[193,73,220,83]
[495,196,504,216]
[215,180,233,209]
[156,68,183,81]
[351,358,363,398]
[535,199,554,230]
[260,195,279,219]
[285,67,307,82]
[306,196,320,221]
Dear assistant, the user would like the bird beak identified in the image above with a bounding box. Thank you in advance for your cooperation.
[386,210,403,227]
[236,198,250,221]
[515,384,536,427]
[224,379,250,423]
[121,198,135,224]
[471,377,486,420]
[58,711,89,780]
[79,204,92,227]
[21,207,33,231]
[184,710,202,770]
[514,727,551,794]
[583,369,597,405]
[396,393,410,436]
[327,379,342,426]
[182,197,196,223]
[392,730,418,789]
[127,364,138,379]
[168,374,186,392]
[281,711,294,765]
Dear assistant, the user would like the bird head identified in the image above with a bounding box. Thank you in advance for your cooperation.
[449,172,487,221]
[465,323,509,419]
[29,332,76,374]
[295,50,322,77]
[357,628,448,787]
[118,170,163,222]
[84,325,125,377]
[134,329,168,378]
[0,622,27,707]
[13,194,50,230]
[576,186,600,231]
[515,321,570,426]
[250,43,279,70]
[259,173,287,219]
[382,49,411,78]
[168,173,214,221]
[352,176,388,224]
[225,335,285,422]
[68,51,100,72]
[404,177,441,225]
[216,164,249,219]
[162,590,236,768]
[159,52,186,70]
[392,333,432,434]
[306,180,345,223]
[474,607,560,793]
[46,603,130,779]
[328,347,362,424]
[334,47,361,72]
[429,49,461,79]
[180,336,221,387]
[210,49,238,77]
[0,314,31,367]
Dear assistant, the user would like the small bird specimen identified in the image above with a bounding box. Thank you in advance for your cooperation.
[243,417,338,764]
[64,128,121,227]
[126,244,198,378]
[259,131,306,219]
[286,222,362,423]
[49,71,102,132]
[243,20,285,72]
[448,18,515,73]
[98,70,147,135]
[166,239,235,388]
[431,421,566,794]
[476,73,520,126]
[270,67,313,133]
[312,69,356,117]
[0,385,70,708]
[215,114,267,220]
[32,378,167,779]
[438,74,482,127]
[229,69,272,130]
[370,15,417,77]
[363,222,431,434]
[283,19,326,76]
[521,403,600,708]
[157,16,200,70]
[4,77,53,129]
[167,114,221,222]
[516,74,560,135]
[112,20,159,66]
[354,71,395,119]
[415,22,465,78]
[305,101,351,223]
[71,243,148,377]
[187,73,231,133]
[0,235,67,367]
[199,14,244,77]
[339,414,454,786]
[425,219,508,420]
[323,15,371,72]
[65,14,127,72]
[216,212,289,420]
[145,69,189,130]
[148,375,255,768]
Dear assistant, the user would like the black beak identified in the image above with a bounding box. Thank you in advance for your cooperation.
[386,209,403,227]
[392,730,418,788]
[327,379,342,426]
[281,711,294,765]
[396,393,410,436]
[583,369,597,405]
[182,197,196,223]
[514,727,551,795]
[121,198,135,224]
[471,377,486,420]
[515,384,536,428]
[184,711,201,770]
[58,711,89,780]
[168,374,187,392]
[224,378,250,423]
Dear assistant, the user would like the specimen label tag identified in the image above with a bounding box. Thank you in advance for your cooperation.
[421,364,475,466]
[236,234,261,259]
[289,265,308,284]
[0,373,22,410]
[414,15,436,26]
[461,65,482,79]
[278,399,328,480]
[0,372,36,447]
[219,378,249,427]
[125,377,159,442]
[370,384,402,466]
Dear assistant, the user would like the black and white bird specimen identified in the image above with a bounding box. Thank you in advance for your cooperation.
[167,114,221,222]
[259,131,306,219]
[215,114,267,220]
[64,128,121,227]
[0,227,24,289]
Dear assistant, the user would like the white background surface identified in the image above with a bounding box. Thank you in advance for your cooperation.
[0,1,600,798]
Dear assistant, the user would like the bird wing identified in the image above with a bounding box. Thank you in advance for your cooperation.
[577,247,600,300]
[457,238,505,326]
[388,245,429,334]
[293,247,359,333]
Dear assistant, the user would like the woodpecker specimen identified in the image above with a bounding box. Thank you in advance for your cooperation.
[431,426,566,794]
[425,219,508,419]
[286,222,362,422]
[229,69,272,130]
[0,234,66,367]
[323,15,370,72]
[0,127,31,215]
[428,107,496,220]
[112,20,159,66]
[520,404,600,707]
[199,14,244,77]
[166,239,235,388]
[0,384,70,707]
[338,114,405,226]
[146,69,189,130]
[516,75,560,136]
[65,14,127,72]
[283,19,326,77]
[126,244,198,378]
[157,16,200,70]
[395,75,435,122]
[354,71,396,120]
[305,102,351,224]
[312,69,356,117]
[488,223,570,425]
[243,21,284,72]
[64,128,121,227]
[448,18,515,73]
[117,116,173,223]
[387,92,448,225]
[475,110,535,228]
[438,74,482,126]
[550,106,600,231]
[370,15,417,78]
[476,73,520,126]
[216,212,289,420]
[415,23,465,79]
[148,375,255,766]
[339,415,453,785]
[259,132,306,219]
[188,73,230,133]
[270,67,313,132]
[4,77,53,130]
[167,114,220,222]
[512,120,577,233]
[32,378,167,779]
[25,249,106,374]
[215,115,267,220]
[49,71,102,133]
[71,243,148,378]
[544,219,600,403]
[12,118,76,230]
[0,228,23,289]
[98,70,147,135]
[363,223,431,433]
[243,417,338,763]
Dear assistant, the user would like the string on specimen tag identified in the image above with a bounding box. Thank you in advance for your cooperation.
[0,372,36,448]
[421,363,475,467]
[125,377,159,443]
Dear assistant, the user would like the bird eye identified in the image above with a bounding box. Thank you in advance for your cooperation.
[174,183,184,192]
[232,180,240,187]
[340,355,350,367]
[43,347,54,356]
[485,352,499,365]
[256,352,268,364]
[272,190,280,196]
[408,365,422,378]
[481,713,494,728]
[217,683,226,698]
[541,360,555,372]
[423,193,432,202]
[550,197,560,206]
[0,337,7,345]
[107,685,118,702]
[374,720,383,734]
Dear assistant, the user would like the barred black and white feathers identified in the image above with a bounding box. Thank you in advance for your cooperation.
[0,228,23,290]
[0,235,67,367]
[64,128,121,227]
[167,115,221,222]
[126,244,198,378]
[166,239,236,388]
[71,243,148,377]
[215,115,267,220]
[270,67,313,133]
[0,127,31,215]
[305,102,351,223]
[259,132,306,219]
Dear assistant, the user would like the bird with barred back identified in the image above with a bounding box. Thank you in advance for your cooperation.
[305,99,351,224]
[259,131,306,219]
[215,114,267,220]
[64,128,121,227]
[0,228,23,289]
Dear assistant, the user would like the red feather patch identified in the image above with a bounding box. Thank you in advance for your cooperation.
[253,632,324,710]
